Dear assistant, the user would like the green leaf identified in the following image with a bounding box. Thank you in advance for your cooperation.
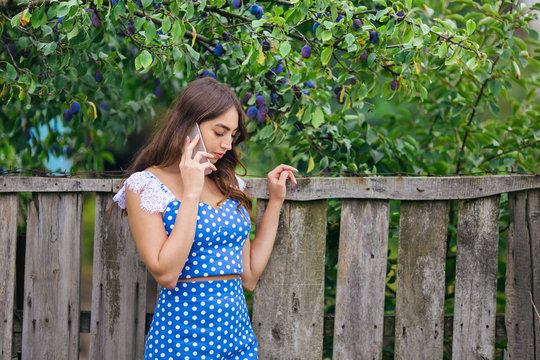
[420,24,430,35]
[466,19,475,36]
[438,42,449,58]
[162,17,172,34]
[367,127,378,145]
[141,0,152,8]
[42,42,57,56]
[513,36,527,51]
[312,107,324,128]
[11,12,21,27]
[321,46,332,66]
[321,30,332,42]
[279,41,291,57]
[403,25,413,43]
[171,20,185,42]
[185,44,200,61]
[145,21,156,42]
[6,63,17,81]
[135,50,153,70]
[367,52,377,67]
[57,2,70,18]
[31,5,47,29]
[406,0,412,10]
[370,149,385,163]
[439,19,454,32]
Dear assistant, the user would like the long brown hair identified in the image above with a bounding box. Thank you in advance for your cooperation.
[125,77,252,215]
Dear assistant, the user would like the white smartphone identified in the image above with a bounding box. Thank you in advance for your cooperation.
[187,123,212,175]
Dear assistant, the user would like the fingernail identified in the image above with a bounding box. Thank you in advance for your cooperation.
[186,136,190,142]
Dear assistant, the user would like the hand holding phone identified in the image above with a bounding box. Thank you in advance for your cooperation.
[187,124,212,175]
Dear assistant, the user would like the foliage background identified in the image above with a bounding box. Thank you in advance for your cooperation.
[1,0,539,357]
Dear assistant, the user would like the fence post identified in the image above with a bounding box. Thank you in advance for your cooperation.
[527,189,540,359]
[21,193,83,360]
[252,200,327,360]
[506,191,535,359]
[333,199,389,360]
[89,193,147,360]
[0,194,18,360]
[394,200,448,359]
[452,196,500,359]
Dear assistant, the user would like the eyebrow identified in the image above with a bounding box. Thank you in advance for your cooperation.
[215,123,238,132]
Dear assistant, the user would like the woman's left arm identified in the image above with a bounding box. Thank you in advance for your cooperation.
[241,164,297,291]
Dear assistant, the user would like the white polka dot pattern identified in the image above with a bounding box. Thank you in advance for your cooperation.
[163,198,251,280]
[144,278,258,359]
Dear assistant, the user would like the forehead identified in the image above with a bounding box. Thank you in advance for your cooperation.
[204,106,238,129]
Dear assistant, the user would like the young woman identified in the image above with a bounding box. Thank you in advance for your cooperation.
[112,77,296,360]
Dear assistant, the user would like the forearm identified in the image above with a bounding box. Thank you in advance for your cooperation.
[248,199,284,280]
[153,197,199,287]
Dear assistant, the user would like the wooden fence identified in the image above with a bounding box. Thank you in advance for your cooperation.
[1,175,539,359]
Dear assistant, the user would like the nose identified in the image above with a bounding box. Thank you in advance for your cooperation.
[221,136,232,151]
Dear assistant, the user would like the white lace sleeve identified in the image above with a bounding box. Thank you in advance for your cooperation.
[235,175,246,191]
[112,171,176,214]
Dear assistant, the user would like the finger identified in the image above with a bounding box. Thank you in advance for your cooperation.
[278,170,289,185]
[202,161,218,172]
[288,171,297,185]
[193,151,215,163]
[182,135,195,160]
[277,164,299,172]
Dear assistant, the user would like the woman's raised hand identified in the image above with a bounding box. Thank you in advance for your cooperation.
[267,164,298,203]
[179,135,217,199]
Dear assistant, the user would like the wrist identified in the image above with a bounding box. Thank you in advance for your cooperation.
[182,193,200,203]
[268,197,284,207]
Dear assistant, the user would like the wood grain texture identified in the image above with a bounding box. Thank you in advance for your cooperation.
[505,191,535,359]
[527,190,540,359]
[89,193,147,360]
[333,199,389,360]
[252,200,327,360]
[0,194,18,360]
[2,175,539,200]
[243,175,540,201]
[21,193,83,360]
[394,201,448,360]
[452,196,500,359]
[0,176,114,192]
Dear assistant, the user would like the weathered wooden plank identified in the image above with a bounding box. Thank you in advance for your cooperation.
[528,190,540,359]
[0,194,18,360]
[505,191,535,359]
[333,199,389,359]
[394,201,448,359]
[21,193,83,360]
[252,200,327,360]
[89,193,147,360]
[0,176,114,192]
[2,175,540,200]
[452,196,500,359]
[245,175,540,201]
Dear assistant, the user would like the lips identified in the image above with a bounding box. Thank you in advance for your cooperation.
[214,153,224,159]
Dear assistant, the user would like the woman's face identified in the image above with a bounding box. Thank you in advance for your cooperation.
[198,106,239,164]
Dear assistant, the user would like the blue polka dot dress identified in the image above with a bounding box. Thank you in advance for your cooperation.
[113,171,258,359]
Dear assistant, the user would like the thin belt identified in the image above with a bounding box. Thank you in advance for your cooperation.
[177,274,241,283]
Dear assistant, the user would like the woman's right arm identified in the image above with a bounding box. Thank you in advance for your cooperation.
[126,190,200,289]
[125,135,217,289]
